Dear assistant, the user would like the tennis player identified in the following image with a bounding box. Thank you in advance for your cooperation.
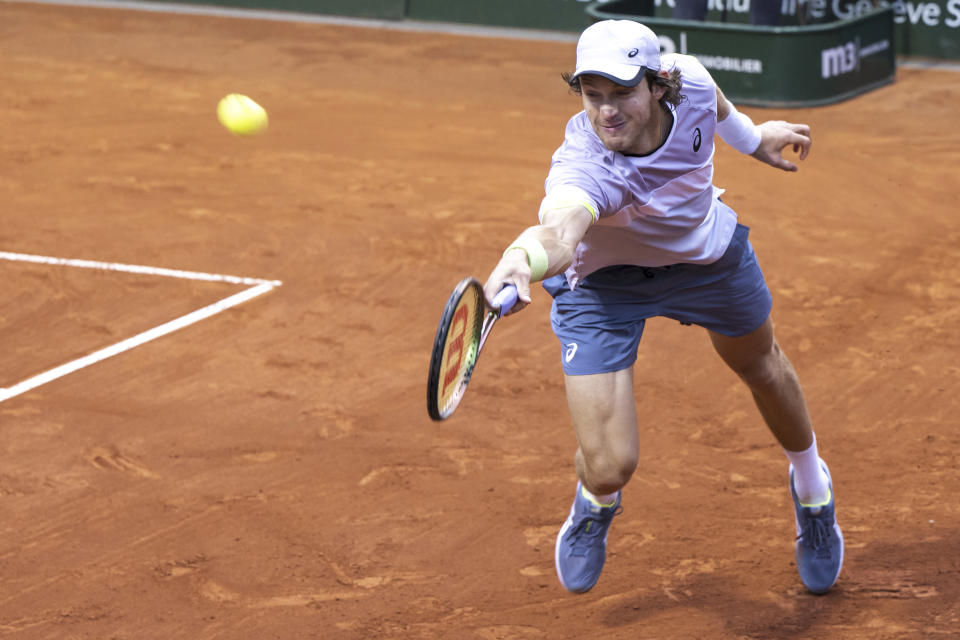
[483,20,843,595]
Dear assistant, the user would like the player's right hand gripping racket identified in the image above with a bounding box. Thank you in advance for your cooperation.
[426,278,518,421]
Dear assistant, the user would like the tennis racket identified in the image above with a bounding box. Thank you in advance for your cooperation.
[426,278,518,421]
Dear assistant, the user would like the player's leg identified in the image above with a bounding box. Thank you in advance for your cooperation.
[565,367,639,497]
[555,366,637,594]
[657,223,832,502]
[707,317,812,452]
[708,318,843,594]
[542,268,650,594]
[658,222,842,593]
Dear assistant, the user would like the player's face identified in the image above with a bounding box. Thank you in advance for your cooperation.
[580,74,666,155]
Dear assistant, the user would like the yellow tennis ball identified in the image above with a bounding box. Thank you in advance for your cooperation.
[217,94,268,137]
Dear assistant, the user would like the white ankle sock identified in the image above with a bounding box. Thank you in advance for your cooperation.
[783,435,831,506]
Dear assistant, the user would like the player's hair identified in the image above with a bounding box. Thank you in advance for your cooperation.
[562,68,685,108]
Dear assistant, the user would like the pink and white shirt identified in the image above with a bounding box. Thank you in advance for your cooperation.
[542,53,738,290]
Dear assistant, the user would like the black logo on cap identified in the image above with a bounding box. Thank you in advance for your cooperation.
[693,127,702,152]
[628,48,639,58]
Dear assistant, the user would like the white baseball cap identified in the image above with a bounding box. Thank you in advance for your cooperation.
[572,20,662,87]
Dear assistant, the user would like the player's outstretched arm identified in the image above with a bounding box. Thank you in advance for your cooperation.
[715,85,811,172]
[483,204,593,315]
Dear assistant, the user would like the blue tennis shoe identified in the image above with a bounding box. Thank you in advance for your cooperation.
[555,483,621,593]
[790,460,844,594]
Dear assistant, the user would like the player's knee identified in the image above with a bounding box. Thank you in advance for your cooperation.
[733,342,787,391]
[582,450,637,494]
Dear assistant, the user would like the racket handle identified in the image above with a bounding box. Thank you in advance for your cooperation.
[492,285,518,317]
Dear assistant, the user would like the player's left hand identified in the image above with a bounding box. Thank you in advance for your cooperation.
[752,121,811,172]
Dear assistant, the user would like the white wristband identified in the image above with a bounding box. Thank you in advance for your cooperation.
[717,105,761,155]
[504,235,549,282]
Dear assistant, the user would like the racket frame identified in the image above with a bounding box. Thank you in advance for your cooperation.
[426,278,517,421]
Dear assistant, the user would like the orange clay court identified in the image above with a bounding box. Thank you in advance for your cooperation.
[0,3,958,638]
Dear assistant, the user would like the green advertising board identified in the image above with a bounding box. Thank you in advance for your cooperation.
[614,0,960,59]
[117,0,957,61]
[588,2,896,107]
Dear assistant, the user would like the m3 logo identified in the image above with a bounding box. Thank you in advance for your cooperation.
[821,37,890,80]
[821,40,858,79]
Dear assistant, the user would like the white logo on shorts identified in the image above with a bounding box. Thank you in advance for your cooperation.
[565,342,578,363]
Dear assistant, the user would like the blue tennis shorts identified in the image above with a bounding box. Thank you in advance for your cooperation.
[543,224,772,375]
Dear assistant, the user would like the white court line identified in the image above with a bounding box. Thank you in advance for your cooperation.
[0,251,281,287]
[0,251,281,403]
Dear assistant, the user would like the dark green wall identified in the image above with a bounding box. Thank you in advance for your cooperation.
[407,0,593,31]
[146,0,406,19]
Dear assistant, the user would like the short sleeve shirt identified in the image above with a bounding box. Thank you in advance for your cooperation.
[544,53,738,289]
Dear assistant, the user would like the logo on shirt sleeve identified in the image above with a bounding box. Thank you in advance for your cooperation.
[693,127,702,152]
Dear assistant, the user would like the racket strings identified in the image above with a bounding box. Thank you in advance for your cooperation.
[438,298,482,412]
[427,278,494,421]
